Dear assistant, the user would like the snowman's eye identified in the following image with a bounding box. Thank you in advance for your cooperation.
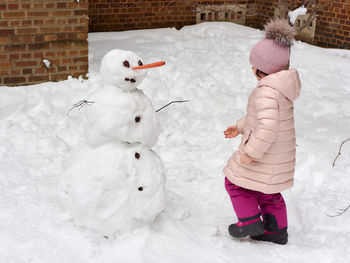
[138,60,143,66]
[123,60,130,68]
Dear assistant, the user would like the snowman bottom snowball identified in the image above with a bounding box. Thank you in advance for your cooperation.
[59,142,165,236]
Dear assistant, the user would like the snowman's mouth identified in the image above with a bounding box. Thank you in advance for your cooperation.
[124,77,136,83]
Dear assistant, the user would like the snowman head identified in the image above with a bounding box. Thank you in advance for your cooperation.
[100,49,165,92]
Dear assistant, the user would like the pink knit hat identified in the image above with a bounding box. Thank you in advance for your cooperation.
[249,19,296,74]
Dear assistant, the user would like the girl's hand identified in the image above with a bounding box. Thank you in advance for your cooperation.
[224,125,239,138]
[240,153,253,164]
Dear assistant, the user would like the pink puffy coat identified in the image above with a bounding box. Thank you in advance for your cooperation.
[224,69,301,194]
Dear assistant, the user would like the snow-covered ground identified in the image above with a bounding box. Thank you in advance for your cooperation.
[1,22,350,262]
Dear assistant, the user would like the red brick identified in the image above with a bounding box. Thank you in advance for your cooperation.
[4,77,26,85]
[33,52,44,58]
[33,3,45,9]
[40,27,61,34]
[57,3,67,8]
[68,50,78,56]
[9,54,20,60]
[21,3,31,9]
[69,65,78,71]
[45,51,56,58]
[73,57,88,63]
[28,11,49,17]
[46,3,55,9]
[34,19,45,26]
[28,42,50,50]
[22,20,32,26]
[337,14,348,20]
[11,69,21,75]
[44,34,58,41]
[8,4,19,10]
[17,28,38,35]
[3,11,26,18]
[4,44,26,52]
[0,62,13,68]
[51,10,73,17]
[55,19,65,25]
[51,74,69,81]
[46,19,57,25]
[23,68,33,75]
[34,35,44,42]
[28,75,50,82]
[0,29,15,37]
[62,58,72,64]
[0,70,8,76]
[34,68,46,74]
[0,21,9,27]
[79,64,88,71]
[16,61,38,67]
[58,65,67,71]
[21,53,32,59]
[57,50,67,57]
[0,37,7,44]
[10,20,20,27]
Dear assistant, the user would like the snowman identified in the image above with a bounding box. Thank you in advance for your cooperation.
[60,49,166,236]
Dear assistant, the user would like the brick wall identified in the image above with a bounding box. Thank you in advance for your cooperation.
[0,0,89,86]
[315,0,350,49]
[254,0,350,49]
[89,0,349,49]
[89,0,256,32]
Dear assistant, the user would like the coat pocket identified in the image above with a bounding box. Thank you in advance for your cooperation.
[244,131,252,146]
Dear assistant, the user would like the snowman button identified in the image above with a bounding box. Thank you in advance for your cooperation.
[135,116,141,123]
[138,187,143,191]
[135,152,140,159]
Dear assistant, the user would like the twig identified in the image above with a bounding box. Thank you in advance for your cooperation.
[66,100,95,116]
[332,137,350,167]
[156,100,189,113]
[327,204,350,217]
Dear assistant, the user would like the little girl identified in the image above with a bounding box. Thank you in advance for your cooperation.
[223,19,301,245]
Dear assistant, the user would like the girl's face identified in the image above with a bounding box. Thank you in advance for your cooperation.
[251,66,262,81]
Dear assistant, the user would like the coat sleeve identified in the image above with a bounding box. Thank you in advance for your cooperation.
[236,117,246,134]
[243,87,279,159]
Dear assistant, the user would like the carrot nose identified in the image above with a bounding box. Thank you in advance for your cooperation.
[132,61,165,70]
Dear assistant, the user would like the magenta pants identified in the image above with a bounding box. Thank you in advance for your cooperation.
[225,177,287,229]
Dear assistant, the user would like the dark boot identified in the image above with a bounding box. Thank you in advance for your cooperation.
[250,214,288,245]
[250,229,288,245]
[228,218,265,238]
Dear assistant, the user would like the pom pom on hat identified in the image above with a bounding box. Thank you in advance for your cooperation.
[265,19,296,47]
[249,18,295,74]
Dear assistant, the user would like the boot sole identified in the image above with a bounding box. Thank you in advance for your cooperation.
[250,230,288,245]
[228,220,265,238]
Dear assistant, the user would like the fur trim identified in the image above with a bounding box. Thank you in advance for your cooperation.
[265,19,296,47]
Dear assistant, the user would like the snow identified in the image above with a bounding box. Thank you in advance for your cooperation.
[288,5,307,25]
[42,58,51,68]
[1,22,350,262]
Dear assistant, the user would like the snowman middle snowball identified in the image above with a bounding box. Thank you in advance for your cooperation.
[85,49,160,147]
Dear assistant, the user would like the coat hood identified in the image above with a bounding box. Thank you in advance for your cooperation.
[258,68,301,101]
